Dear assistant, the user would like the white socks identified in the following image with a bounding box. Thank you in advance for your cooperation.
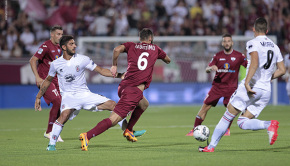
[237,116,270,130]
[49,120,63,145]
[208,110,236,149]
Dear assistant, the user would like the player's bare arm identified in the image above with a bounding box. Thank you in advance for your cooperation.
[206,65,218,73]
[245,51,259,95]
[94,66,124,78]
[29,56,43,87]
[111,45,126,77]
[271,61,286,80]
[162,55,171,64]
[35,75,54,111]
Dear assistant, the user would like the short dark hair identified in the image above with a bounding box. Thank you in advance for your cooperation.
[222,33,232,38]
[50,25,63,33]
[254,17,267,33]
[139,28,153,41]
[59,35,74,50]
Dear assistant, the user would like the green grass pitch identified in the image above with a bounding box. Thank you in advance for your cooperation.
[1,105,290,166]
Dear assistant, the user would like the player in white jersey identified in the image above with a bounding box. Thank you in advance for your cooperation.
[34,35,144,151]
[284,53,290,103]
[199,18,286,152]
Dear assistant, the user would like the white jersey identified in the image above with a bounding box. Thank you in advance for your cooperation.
[244,35,283,91]
[48,54,97,95]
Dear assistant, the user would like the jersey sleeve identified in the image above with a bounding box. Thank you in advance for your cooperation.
[33,43,49,60]
[157,46,166,59]
[276,47,283,63]
[122,42,134,53]
[241,53,248,67]
[246,40,258,54]
[85,56,97,71]
[208,54,217,66]
[48,62,56,77]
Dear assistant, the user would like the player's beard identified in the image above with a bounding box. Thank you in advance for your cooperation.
[223,46,232,52]
[67,49,75,56]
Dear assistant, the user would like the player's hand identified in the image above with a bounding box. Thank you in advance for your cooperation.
[121,72,127,79]
[35,98,42,111]
[211,65,218,71]
[110,66,117,78]
[245,84,256,96]
[36,77,44,88]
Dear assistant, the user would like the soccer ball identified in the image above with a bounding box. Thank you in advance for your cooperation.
[193,125,210,142]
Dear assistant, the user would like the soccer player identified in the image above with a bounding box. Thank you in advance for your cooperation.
[186,34,247,136]
[79,28,171,151]
[34,35,132,151]
[29,25,64,142]
[199,17,286,152]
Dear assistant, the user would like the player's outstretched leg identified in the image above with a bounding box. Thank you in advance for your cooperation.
[267,120,279,145]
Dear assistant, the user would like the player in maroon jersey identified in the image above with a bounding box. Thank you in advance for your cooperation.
[79,28,171,151]
[186,34,247,136]
[29,25,64,142]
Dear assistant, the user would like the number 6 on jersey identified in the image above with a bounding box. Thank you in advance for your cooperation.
[138,52,149,70]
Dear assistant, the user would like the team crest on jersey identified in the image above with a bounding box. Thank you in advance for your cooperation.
[37,48,43,54]
[231,57,236,61]
[58,49,61,53]
[76,65,80,72]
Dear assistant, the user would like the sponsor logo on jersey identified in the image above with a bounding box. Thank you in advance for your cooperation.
[231,57,236,61]
[60,69,63,72]
[65,74,75,82]
[76,65,80,72]
[62,104,65,109]
[43,45,47,47]
[217,63,235,73]
[52,50,55,53]
[260,42,274,47]
[224,63,230,69]
[55,55,59,59]
[219,58,226,61]
[248,45,252,49]
[37,48,43,54]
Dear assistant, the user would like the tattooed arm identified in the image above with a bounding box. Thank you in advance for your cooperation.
[35,75,54,111]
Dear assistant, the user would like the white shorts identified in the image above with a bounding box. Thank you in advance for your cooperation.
[61,91,110,120]
[229,84,271,118]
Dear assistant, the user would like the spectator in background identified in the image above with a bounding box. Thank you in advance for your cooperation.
[20,27,35,54]
[6,26,18,51]
[89,10,111,36]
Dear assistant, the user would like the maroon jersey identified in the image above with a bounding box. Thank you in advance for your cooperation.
[120,42,166,89]
[209,50,247,88]
[33,40,61,86]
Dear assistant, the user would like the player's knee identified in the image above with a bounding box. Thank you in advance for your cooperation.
[51,98,61,107]
[109,100,117,110]
[139,98,149,110]
[237,117,249,130]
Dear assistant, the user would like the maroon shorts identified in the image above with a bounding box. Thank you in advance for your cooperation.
[204,86,236,107]
[41,82,61,105]
[114,85,143,118]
